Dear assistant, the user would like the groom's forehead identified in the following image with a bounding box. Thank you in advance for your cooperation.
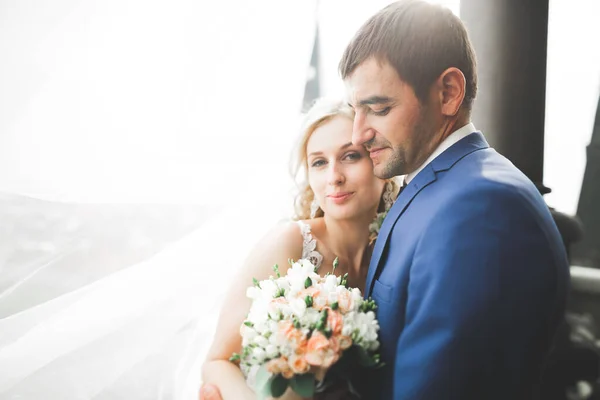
[343,59,400,105]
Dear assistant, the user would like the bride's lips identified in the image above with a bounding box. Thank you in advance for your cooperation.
[327,192,354,204]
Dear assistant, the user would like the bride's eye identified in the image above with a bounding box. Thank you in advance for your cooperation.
[343,152,361,161]
[310,159,326,168]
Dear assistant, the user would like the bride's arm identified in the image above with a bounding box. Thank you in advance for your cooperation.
[201,221,305,400]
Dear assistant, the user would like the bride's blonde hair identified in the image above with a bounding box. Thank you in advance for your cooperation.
[290,98,398,220]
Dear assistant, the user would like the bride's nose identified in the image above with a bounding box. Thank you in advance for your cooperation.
[327,163,345,186]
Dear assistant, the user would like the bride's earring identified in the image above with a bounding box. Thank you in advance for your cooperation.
[383,181,395,211]
[310,199,319,219]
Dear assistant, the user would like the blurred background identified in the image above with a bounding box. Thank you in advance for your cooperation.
[0,0,599,398]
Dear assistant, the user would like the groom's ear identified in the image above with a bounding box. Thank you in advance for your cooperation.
[435,67,466,117]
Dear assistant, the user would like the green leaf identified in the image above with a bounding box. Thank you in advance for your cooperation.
[304,295,313,308]
[269,375,289,398]
[304,277,312,289]
[229,353,240,362]
[333,257,339,272]
[331,301,339,310]
[290,373,315,398]
[355,345,377,368]
[273,264,281,278]
[253,277,260,287]
[320,308,328,322]
[244,321,254,328]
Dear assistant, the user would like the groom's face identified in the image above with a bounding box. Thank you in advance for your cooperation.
[345,58,439,179]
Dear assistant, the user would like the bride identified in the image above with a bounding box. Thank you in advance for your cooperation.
[200,98,399,400]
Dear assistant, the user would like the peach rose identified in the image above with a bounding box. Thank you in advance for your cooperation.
[328,336,340,353]
[279,321,303,341]
[337,335,353,350]
[266,357,288,374]
[299,287,320,299]
[321,350,339,368]
[281,366,294,379]
[279,320,294,336]
[327,309,343,335]
[305,331,330,366]
[288,354,310,374]
[337,290,354,313]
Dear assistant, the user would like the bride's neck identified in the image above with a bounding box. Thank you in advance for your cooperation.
[322,213,372,271]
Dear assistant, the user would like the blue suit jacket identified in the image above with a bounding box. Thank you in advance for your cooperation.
[363,132,570,399]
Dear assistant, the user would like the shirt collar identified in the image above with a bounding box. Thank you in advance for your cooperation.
[403,122,476,185]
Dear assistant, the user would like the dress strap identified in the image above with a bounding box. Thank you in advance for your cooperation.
[296,221,323,270]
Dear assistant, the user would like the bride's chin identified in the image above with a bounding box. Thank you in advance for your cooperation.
[324,206,362,222]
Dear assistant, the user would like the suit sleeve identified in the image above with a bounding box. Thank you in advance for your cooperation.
[392,186,557,399]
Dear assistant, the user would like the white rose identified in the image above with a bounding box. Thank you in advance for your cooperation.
[252,347,267,363]
[351,288,363,302]
[290,297,307,318]
[303,308,321,325]
[254,335,270,348]
[265,344,279,359]
[287,268,309,292]
[276,277,290,293]
[314,293,328,310]
[324,275,338,293]
[260,280,278,298]
[253,320,268,335]
[365,330,378,342]
[246,286,261,300]
[366,311,376,322]
[328,291,339,305]
[248,299,269,323]
[270,331,283,346]
[342,325,354,337]
[242,327,258,343]
[300,259,317,272]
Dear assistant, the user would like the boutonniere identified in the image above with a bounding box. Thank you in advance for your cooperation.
[368,210,388,245]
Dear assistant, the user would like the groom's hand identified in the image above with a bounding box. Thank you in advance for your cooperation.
[199,384,222,400]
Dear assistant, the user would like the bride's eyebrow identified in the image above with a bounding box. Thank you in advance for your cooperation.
[309,143,353,157]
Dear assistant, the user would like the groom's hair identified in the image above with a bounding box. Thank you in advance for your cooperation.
[339,0,477,111]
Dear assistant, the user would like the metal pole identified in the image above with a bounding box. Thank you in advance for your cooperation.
[460,0,549,193]
[573,95,600,268]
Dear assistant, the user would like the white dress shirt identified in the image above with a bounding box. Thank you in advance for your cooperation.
[403,122,477,185]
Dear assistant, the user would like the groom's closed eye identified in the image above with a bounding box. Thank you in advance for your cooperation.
[371,107,391,116]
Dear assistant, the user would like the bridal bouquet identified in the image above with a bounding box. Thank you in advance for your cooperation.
[230,259,382,399]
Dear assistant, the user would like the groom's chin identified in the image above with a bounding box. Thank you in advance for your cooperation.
[373,164,395,180]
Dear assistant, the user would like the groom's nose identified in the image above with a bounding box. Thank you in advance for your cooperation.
[352,110,375,146]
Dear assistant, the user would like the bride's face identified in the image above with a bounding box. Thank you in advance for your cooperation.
[306,116,385,221]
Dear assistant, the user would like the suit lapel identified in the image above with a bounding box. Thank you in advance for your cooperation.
[364,132,490,297]
[365,167,437,296]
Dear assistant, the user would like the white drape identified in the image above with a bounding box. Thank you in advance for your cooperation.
[0,1,315,398]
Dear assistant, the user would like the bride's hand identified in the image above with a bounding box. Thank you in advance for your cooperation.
[199,384,222,400]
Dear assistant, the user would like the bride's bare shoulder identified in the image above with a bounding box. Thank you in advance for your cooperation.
[244,219,304,268]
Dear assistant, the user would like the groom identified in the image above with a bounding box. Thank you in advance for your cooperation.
[341,0,569,399]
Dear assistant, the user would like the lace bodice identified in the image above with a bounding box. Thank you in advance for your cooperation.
[296,221,323,270]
